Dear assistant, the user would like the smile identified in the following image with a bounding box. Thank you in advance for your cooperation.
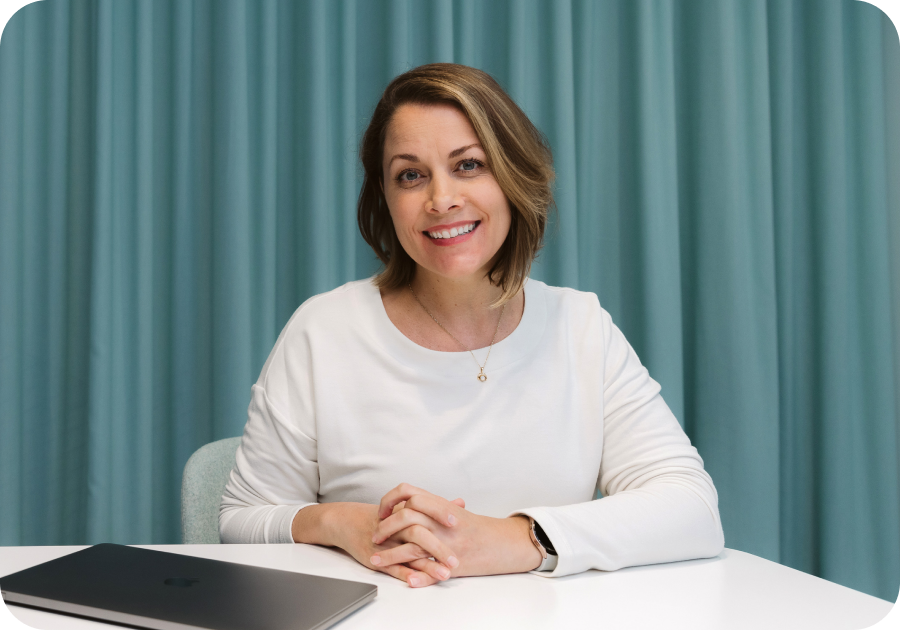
[424,221,480,243]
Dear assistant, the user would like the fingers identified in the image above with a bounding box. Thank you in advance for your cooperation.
[370,542,429,567]
[378,483,429,519]
[373,524,459,570]
[379,562,439,588]
[370,544,453,583]
[452,498,465,508]
[373,504,449,546]
[407,557,453,582]
[376,492,459,538]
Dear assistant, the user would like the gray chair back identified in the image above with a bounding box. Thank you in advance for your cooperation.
[181,437,242,544]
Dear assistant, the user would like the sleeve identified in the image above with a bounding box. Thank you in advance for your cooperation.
[219,317,320,544]
[510,306,725,577]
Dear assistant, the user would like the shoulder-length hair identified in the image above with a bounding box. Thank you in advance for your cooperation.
[357,63,555,307]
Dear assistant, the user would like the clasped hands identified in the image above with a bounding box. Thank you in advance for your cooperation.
[345,483,542,588]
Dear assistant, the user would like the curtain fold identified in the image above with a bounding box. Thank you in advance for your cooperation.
[0,0,897,601]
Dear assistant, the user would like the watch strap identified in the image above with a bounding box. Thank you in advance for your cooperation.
[536,551,559,572]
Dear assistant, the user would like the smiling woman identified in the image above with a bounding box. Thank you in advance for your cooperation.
[219,63,725,588]
[383,104,512,290]
[359,64,554,309]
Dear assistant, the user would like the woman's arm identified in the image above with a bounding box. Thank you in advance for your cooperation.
[511,404,724,576]
[290,503,343,546]
[219,383,320,544]
[509,307,724,576]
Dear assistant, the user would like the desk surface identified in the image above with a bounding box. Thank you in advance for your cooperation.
[0,544,894,630]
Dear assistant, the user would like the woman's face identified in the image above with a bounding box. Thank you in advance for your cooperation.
[382,103,511,284]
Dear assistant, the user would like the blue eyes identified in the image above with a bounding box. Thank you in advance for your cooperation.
[396,159,485,185]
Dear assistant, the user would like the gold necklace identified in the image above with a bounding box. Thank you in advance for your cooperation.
[408,283,506,382]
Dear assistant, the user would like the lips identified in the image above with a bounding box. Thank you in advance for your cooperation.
[423,220,480,243]
[422,220,481,238]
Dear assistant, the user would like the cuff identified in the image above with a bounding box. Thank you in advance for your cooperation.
[278,503,314,544]
[507,507,572,578]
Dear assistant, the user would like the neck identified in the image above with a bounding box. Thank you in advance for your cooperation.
[410,267,502,330]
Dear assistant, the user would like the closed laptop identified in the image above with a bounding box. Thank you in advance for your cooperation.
[0,543,377,630]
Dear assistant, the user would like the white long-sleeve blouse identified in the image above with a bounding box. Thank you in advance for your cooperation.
[219,278,725,577]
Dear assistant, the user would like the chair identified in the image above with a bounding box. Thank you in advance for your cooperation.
[181,437,242,544]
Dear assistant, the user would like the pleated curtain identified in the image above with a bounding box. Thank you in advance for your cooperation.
[0,0,898,602]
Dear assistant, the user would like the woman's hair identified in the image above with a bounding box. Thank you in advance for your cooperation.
[357,63,555,307]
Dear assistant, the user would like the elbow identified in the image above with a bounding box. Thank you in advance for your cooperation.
[680,471,726,559]
[696,495,725,559]
[708,512,725,558]
[670,474,726,560]
[697,518,725,560]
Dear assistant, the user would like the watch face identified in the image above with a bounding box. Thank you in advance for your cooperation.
[527,518,547,561]
[533,521,557,556]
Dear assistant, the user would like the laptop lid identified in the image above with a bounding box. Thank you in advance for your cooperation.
[1,543,377,630]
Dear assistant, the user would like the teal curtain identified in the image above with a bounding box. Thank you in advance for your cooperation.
[1,0,898,602]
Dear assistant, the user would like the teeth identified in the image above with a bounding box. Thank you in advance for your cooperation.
[429,223,476,239]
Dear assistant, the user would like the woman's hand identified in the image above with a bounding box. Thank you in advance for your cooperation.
[312,502,462,587]
[371,484,543,584]
[364,496,467,587]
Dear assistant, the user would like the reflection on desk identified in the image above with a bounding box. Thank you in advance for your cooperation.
[1,544,893,630]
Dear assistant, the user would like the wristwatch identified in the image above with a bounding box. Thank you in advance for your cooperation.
[527,517,558,572]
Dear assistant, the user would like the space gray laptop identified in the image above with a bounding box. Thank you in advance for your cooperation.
[0,543,377,630]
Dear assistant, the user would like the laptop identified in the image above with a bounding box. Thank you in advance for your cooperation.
[0,543,377,630]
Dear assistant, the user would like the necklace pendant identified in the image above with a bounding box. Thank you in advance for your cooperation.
[477,370,487,382]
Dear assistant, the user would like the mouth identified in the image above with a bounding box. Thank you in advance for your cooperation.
[423,221,480,246]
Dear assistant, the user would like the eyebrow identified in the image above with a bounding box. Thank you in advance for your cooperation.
[388,143,483,167]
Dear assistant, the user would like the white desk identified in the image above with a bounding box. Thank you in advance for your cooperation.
[0,544,894,630]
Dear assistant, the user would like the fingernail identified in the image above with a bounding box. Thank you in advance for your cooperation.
[370,555,381,565]
[437,567,450,579]
[371,535,379,544]
[447,556,459,568]
[447,514,457,526]
[408,576,419,587]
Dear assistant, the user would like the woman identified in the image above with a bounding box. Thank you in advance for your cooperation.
[220,63,724,588]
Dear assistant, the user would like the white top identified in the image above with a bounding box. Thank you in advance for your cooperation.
[219,278,725,577]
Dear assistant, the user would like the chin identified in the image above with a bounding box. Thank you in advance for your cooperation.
[422,259,494,281]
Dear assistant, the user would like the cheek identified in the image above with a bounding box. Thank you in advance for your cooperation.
[480,182,511,222]
[386,197,421,241]
[491,196,513,239]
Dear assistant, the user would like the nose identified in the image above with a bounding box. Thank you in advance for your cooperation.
[428,172,461,214]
